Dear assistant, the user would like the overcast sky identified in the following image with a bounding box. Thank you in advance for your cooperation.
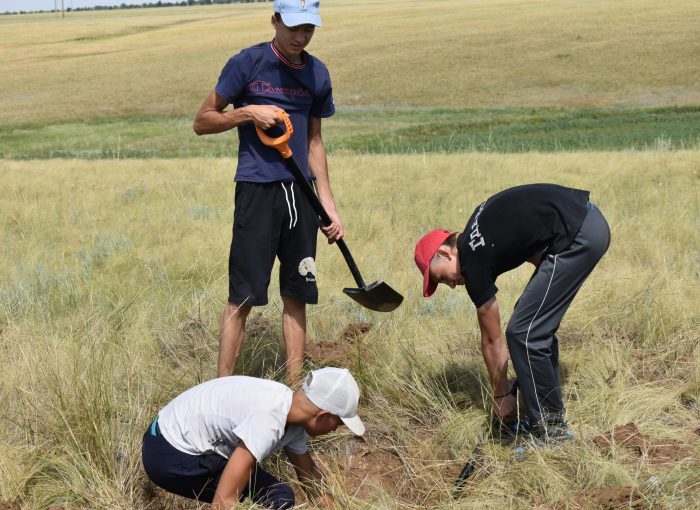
[1,0,163,13]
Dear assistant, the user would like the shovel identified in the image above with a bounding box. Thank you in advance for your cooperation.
[256,111,403,312]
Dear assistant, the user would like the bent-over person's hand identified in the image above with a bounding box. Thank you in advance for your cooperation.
[493,393,517,420]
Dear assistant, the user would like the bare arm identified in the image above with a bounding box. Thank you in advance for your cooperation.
[193,90,284,136]
[211,443,256,510]
[307,116,344,243]
[476,297,515,419]
[286,450,333,508]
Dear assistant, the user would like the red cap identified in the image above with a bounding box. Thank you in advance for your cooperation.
[414,229,453,297]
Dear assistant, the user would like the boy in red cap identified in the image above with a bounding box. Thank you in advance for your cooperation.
[414,184,610,442]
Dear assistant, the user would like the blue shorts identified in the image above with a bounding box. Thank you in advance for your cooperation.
[142,419,295,508]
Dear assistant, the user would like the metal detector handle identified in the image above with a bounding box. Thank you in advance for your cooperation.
[256,111,368,289]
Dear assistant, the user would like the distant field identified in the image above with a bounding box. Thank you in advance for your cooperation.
[1,0,699,157]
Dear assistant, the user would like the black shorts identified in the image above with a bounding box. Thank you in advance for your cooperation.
[228,181,319,306]
[142,419,295,507]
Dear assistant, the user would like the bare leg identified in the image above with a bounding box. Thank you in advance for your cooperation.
[281,296,306,387]
[217,302,252,378]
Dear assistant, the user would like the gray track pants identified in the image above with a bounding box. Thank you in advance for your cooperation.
[506,203,611,426]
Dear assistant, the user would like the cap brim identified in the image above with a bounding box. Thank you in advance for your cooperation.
[341,415,365,436]
[280,12,322,27]
[422,266,437,297]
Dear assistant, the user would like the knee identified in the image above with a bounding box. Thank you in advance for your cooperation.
[281,296,306,317]
[225,302,252,319]
[505,323,524,347]
[267,483,295,509]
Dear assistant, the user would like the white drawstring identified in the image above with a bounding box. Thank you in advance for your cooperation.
[280,183,298,229]
[290,183,297,227]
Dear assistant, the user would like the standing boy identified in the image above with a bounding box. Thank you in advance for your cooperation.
[414,184,610,441]
[193,0,342,383]
[142,367,364,509]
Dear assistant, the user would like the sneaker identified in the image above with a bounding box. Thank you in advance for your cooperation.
[491,414,528,442]
[528,418,574,445]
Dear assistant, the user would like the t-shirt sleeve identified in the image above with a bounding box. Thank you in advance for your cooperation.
[232,412,284,462]
[464,265,498,309]
[310,66,335,118]
[215,51,252,104]
[282,426,308,455]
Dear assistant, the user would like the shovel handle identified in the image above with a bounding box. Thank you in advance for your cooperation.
[255,111,368,290]
[255,110,294,159]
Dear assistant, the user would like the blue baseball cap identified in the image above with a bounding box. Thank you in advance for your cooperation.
[274,0,322,27]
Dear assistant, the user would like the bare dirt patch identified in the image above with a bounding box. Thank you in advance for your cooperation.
[306,322,373,366]
[592,423,695,464]
[321,428,446,506]
[566,486,644,509]
[342,441,404,497]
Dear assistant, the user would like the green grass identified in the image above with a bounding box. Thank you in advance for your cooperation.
[2,106,699,159]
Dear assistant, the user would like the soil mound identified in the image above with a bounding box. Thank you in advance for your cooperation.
[592,422,695,464]
[575,486,643,509]
[306,322,373,365]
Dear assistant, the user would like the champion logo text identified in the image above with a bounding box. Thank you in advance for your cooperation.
[249,80,311,98]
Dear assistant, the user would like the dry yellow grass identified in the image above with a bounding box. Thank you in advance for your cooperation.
[1,0,699,507]
[1,151,698,508]
[1,0,699,126]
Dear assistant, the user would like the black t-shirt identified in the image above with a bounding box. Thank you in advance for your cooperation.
[458,184,590,308]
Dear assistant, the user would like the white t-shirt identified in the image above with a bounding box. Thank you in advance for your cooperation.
[157,376,308,462]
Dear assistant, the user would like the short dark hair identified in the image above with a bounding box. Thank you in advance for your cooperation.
[430,232,458,269]
[274,12,282,22]
[443,232,458,249]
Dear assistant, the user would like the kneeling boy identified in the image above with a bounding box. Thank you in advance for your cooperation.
[142,367,364,509]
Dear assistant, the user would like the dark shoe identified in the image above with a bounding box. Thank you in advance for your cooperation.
[529,418,574,445]
[491,414,528,442]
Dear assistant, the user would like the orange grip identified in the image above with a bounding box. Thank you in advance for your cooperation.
[255,109,294,158]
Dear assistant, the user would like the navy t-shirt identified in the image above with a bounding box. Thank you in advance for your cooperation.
[215,42,335,182]
[458,184,590,308]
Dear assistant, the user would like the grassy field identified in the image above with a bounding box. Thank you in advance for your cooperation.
[1,153,699,508]
[1,0,699,157]
[1,0,700,508]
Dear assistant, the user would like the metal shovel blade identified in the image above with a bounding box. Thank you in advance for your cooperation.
[342,280,404,312]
